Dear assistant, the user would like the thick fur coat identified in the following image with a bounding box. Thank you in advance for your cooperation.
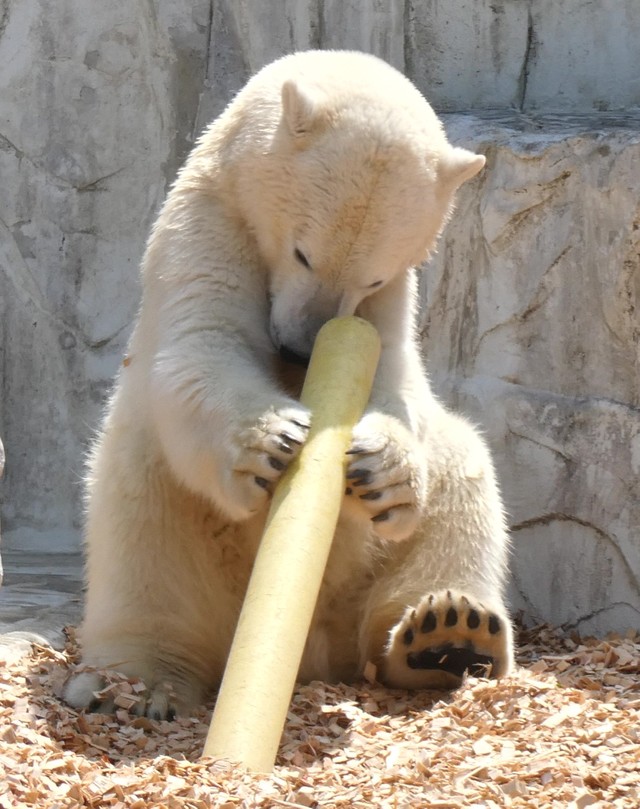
[65,51,513,718]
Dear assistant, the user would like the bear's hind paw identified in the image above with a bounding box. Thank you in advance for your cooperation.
[382,590,513,690]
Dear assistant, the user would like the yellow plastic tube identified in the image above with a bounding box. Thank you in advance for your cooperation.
[202,316,381,771]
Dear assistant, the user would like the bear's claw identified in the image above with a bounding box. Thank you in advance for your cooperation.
[345,413,426,542]
[231,405,310,515]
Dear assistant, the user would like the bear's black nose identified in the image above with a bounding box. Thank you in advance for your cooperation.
[279,345,311,368]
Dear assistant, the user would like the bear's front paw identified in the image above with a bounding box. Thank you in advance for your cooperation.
[230,405,310,517]
[382,590,513,690]
[345,413,426,541]
[63,669,201,720]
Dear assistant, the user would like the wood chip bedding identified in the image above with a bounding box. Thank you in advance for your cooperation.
[0,625,638,808]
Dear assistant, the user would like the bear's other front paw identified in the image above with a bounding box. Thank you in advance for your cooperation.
[230,405,310,517]
[382,590,513,689]
[345,414,425,542]
[63,669,200,720]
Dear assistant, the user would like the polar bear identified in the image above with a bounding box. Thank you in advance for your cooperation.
[64,50,514,719]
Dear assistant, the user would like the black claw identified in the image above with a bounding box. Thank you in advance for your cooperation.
[276,439,294,454]
[360,490,382,501]
[445,607,458,627]
[87,698,102,713]
[290,419,309,430]
[166,707,177,721]
[421,610,437,633]
[346,468,371,483]
[345,487,353,496]
[371,511,390,523]
[255,476,270,490]
[488,614,501,635]
[467,609,481,629]
[268,456,286,471]
[403,627,414,645]
[280,432,302,446]
[346,446,365,455]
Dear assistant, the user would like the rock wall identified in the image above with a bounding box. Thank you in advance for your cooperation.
[0,0,637,631]
[421,113,640,634]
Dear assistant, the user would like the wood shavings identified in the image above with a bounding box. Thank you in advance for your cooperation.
[0,624,638,807]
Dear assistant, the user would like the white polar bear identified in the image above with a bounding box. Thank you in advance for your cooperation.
[64,50,514,719]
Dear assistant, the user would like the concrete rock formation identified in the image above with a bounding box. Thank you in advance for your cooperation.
[421,113,640,634]
[0,0,637,634]
[0,436,3,585]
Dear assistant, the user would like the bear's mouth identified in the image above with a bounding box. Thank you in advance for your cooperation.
[279,345,311,369]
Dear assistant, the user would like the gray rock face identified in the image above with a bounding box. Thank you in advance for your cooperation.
[0,1,637,635]
[0,436,3,585]
[406,0,640,112]
[0,0,178,550]
[421,113,640,634]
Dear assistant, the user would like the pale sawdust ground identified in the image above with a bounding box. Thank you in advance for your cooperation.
[0,625,638,808]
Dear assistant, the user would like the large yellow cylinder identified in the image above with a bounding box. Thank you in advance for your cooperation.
[202,316,381,771]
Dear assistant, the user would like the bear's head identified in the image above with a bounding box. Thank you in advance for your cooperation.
[235,52,485,362]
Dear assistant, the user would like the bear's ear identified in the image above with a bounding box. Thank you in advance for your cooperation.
[281,79,322,137]
[438,147,486,189]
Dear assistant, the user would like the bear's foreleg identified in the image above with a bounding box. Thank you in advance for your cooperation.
[358,409,514,689]
[147,264,312,521]
[343,273,433,541]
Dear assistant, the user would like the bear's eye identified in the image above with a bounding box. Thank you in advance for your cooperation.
[294,248,311,270]
[368,280,383,289]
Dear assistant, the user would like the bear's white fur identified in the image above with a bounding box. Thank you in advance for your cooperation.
[64,51,513,718]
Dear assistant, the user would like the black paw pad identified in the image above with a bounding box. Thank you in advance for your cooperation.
[407,644,494,679]
[467,609,481,629]
[445,607,458,627]
[420,610,437,633]
[488,614,501,635]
